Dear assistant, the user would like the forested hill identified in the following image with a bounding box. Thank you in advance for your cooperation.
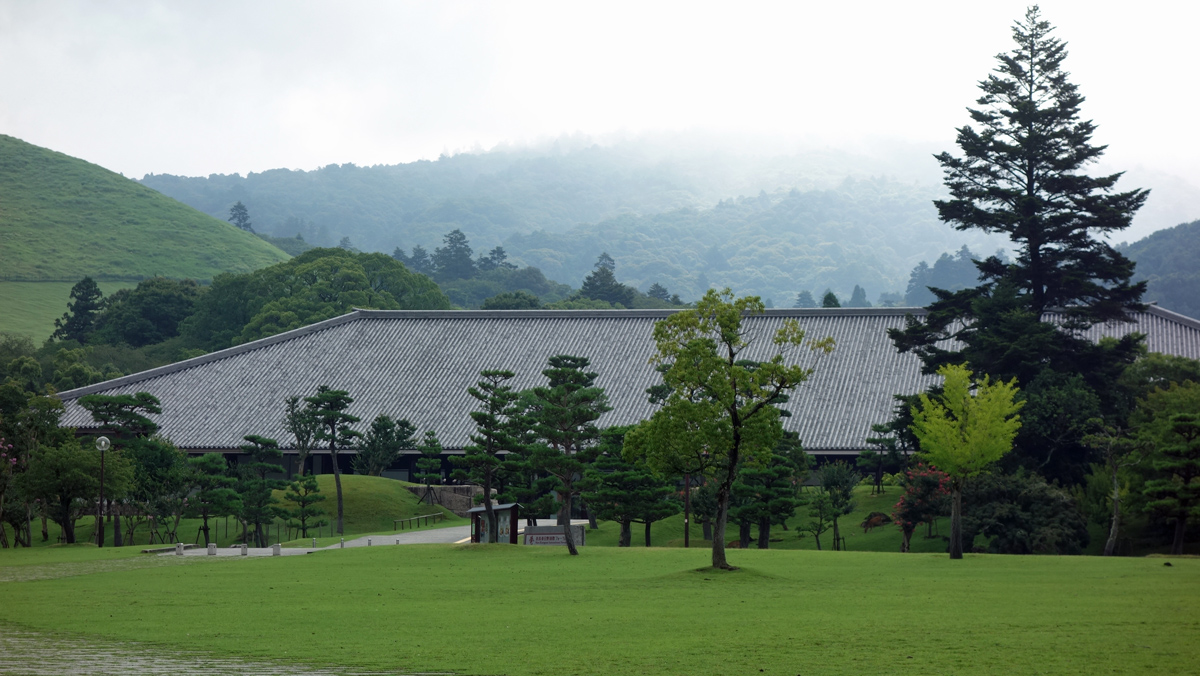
[1121,219,1200,319]
[141,142,1003,302]
[0,134,289,282]
[504,178,1001,304]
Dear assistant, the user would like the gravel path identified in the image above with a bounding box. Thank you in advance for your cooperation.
[0,625,436,675]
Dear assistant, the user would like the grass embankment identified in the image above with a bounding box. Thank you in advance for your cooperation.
[0,280,134,341]
[0,544,1196,675]
[0,474,464,549]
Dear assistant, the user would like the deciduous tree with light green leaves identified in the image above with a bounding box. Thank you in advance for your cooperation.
[626,288,833,569]
[910,363,1022,559]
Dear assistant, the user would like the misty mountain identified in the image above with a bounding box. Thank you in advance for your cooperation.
[503,177,1001,303]
[1120,219,1200,319]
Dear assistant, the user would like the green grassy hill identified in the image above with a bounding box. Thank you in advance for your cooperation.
[0,134,290,340]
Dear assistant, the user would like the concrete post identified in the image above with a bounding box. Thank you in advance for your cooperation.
[207,543,216,556]
[312,538,317,548]
[240,544,248,556]
[367,537,372,546]
[175,542,183,556]
[272,544,281,556]
[340,537,344,549]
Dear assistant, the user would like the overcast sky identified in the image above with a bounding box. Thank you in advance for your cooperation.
[2,0,1197,185]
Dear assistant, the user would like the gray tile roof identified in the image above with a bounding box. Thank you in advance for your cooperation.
[57,306,1200,455]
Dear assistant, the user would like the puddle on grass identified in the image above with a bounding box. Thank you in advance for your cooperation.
[0,555,206,583]
[0,626,456,676]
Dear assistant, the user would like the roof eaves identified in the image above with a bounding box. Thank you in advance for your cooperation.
[56,310,368,401]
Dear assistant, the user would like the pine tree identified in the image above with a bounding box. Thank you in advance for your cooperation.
[821,289,840,308]
[283,474,327,539]
[408,246,434,275]
[1145,412,1200,556]
[846,285,872,308]
[452,370,521,543]
[432,229,476,280]
[647,283,671,302]
[305,386,361,534]
[580,254,634,307]
[52,277,104,343]
[525,355,612,555]
[891,7,1147,372]
[413,430,444,505]
[793,290,816,308]
[236,435,285,547]
[228,201,253,232]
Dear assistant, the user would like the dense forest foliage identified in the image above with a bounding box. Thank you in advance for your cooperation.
[1120,219,1200,319]
[3,249,451,389]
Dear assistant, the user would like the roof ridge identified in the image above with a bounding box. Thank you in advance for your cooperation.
[1144,304,1200,331]
[352,307,931,319]
[56,311,366,400]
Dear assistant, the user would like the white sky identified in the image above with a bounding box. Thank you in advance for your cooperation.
[1,0,1197,183]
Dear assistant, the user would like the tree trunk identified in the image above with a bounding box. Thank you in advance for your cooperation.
[562,492,578,556]
[738,520,751,549]
[619,519,631,547]
[112,504,123,547]
[645,520,653,547]
[757,517,770,549]
[1104,467,1121,557]
[331,446,345,535]
[60,497,75,543]
[1171,517,1186,556]
[683,474,691,548]
[711,489,731,568]
[582,498,598,530]
[813,529,822,551]
[949,484,963,559]
[900,527,912,553]
[201,513,211,546]
[40,514,48,542]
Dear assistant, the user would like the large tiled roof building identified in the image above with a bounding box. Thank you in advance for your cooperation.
[57,306,1200,477]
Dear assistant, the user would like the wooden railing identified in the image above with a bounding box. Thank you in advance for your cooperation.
[393,513,444,530]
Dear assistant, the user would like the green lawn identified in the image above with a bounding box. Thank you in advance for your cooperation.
[0,544,1196,675]
[0,280,134,342]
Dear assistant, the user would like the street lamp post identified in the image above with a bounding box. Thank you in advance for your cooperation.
[95,436,110,547]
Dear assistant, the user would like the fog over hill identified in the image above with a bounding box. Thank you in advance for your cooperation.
[140,134,1198,302]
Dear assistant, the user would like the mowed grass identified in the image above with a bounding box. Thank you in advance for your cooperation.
[0,544,1196,676]
[1,474,464,549]
[0,134,289,283]
[0,280,134,341]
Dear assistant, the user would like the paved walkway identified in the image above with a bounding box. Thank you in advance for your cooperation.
[165,520,588,557]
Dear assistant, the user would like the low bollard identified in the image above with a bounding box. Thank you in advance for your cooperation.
[207,543,216,556]
[367,537,372,546]
[175,542,183,556]
[272,544,281,556]
[340,537,344,549]
[312,537,317,548]
[395,539,399,545]
[240,544,248,556]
